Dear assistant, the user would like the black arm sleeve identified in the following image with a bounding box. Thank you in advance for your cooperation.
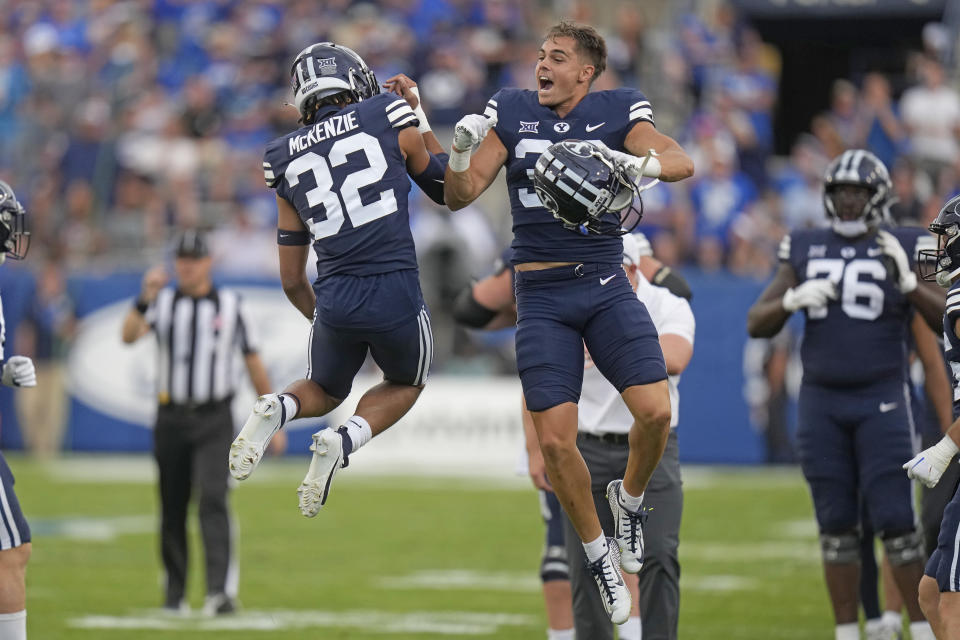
[652,266,693,300]
[411,152,448,205]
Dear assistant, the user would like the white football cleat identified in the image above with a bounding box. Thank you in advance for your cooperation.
[298,429,345,517]
[229,394,283,480]
[607,479,645,573]
[585,538,631,625]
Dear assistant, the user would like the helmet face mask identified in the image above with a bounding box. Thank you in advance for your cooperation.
[920,194,960,287]
[532,140,642,236]
[290,42,379,123]
[822,149,891,238]
[0,181,28,263]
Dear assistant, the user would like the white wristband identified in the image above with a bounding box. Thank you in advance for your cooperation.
[409,87,431,134]
[936,435,960,460]
[642,152,661,178]
[449,147,471,172]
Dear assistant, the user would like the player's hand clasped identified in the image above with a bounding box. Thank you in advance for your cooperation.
[876,229,918,294]
[782,278,837,313]
[904,436,960,488]
[1,355,36,387]
[452,114,497,153]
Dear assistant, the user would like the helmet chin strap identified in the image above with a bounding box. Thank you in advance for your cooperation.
[832,219,869,238]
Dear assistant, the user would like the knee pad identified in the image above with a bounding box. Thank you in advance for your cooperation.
[452,287,497,329]
[540,544,569,583]
[883,530,925,566]
[820,531,861,564]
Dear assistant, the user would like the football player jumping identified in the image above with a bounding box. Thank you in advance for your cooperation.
[748,150,943,640]
[907,194,960,640]
[0,181,35,640]
[444,21,694,626]
[228,43,448,518]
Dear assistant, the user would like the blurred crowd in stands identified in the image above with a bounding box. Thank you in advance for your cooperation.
[0,0,958,422]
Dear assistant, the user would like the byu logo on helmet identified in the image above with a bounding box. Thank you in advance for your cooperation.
[532,140,642,236]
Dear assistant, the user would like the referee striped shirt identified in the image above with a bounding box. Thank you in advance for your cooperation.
[145,287,258,406]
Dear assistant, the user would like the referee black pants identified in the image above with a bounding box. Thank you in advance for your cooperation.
[565,429,683,640]
[154,399,234,606]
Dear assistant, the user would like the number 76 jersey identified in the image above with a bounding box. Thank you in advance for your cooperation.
[262,93,420,278]
[780,225,934,387]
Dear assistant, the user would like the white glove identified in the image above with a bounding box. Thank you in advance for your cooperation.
[782,278,837,313]
[904,436,960,488]
[594,142,662,179]
[452,114,497,153]
[1,355,36,388]
[876,229,918,294]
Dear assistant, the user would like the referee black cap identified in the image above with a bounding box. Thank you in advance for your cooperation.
[175,230,209,258]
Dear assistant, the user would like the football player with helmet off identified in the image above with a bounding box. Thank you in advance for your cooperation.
[748,150,943,640]
[907,194,960,639]
[0,180,34,640]
[444,21,694,629]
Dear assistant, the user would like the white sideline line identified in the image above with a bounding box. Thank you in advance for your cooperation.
[69,609,536,634]
[380,570,759,593]
[29,515,154,541]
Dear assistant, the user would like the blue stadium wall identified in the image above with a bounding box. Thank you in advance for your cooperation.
[0,268,776,464]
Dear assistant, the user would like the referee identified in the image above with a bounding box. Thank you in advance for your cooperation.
[121,231,276,616]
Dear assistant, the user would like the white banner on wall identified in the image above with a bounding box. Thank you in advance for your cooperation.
[68,287,525,475]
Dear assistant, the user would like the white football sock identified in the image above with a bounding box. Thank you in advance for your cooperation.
[881,610,901,631]
[343,416,372,452]
[583,534,608,563]
[835,622,858,640]
[546,628,574,640]
[619,483,644,512]
[909,620,935,640]
[864,618,884,635]
[618,615,641,640]
[0,610,26,640]
[279,393,299,425]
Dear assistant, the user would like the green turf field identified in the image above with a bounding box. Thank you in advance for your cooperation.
[9,456,837,638]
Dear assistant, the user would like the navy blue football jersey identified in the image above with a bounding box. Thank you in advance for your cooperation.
[263,93,420,278]
[486,88,654,265]
[944,280,960,408]
[780,225,935,387]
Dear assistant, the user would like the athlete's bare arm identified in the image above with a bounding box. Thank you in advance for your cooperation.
[747,263,798,338]
[623,121,694,183]
[444,130,508,211]
[912,313,953,432]
[398,126,433,176]
[383,73,446,156]
[276,195,315,320]
[660,333,693,376]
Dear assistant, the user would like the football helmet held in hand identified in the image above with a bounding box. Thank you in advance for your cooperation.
[533,140,643,236]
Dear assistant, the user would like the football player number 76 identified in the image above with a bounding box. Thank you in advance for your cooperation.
[806,258,886,321]
[284,132,399,240]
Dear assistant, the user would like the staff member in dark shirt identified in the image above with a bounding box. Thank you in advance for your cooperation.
[121,230,279,615]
